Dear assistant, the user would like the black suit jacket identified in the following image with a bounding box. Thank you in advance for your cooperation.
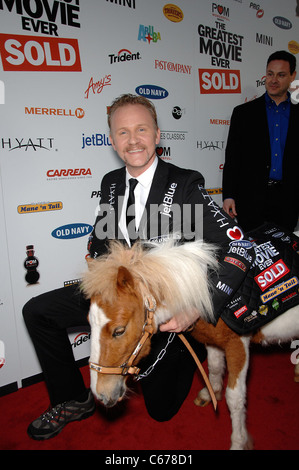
[223,93,299,231]
[88,158,254,322]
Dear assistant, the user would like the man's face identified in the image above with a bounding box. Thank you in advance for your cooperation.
[265,59,296,102]
[109,104,160,177]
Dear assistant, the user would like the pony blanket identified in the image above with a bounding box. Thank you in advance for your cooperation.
[221,224,299,334]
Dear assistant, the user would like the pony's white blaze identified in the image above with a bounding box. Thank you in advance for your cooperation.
[88,301,109,398]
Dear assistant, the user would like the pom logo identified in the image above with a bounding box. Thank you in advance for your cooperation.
[0,34,82,72]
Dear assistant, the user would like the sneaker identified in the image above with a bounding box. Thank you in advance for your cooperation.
[27,389,96,440]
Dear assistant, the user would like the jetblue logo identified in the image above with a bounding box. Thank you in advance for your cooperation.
[135,85,168,99]
[52,223,93,240]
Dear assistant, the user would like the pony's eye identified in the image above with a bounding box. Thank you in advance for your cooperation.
[112,326,126,337]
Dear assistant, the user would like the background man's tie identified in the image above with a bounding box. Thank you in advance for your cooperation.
[126,178,138,245]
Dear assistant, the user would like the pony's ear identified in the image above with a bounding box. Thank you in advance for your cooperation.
[117,266,135,291]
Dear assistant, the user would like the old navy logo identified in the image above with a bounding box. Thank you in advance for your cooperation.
[229,240,252,249]
[52,223,93,240]
[135,85,168,100]
[160,182,177,218]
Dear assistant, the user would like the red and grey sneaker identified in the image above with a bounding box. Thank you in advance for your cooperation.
[27,389,96,440]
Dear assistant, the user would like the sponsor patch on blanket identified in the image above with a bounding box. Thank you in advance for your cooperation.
[221,224,299,334]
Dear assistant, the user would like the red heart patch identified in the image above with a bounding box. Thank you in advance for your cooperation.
[156,147,163,156]
[217,5,224,15]
[227,226,244,240]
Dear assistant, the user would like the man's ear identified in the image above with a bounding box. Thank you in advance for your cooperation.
[155,127,161,145]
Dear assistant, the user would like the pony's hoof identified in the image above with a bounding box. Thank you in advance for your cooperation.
[294,374,299,383]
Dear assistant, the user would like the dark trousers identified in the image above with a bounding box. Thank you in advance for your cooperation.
[238,184,298,233]
[23,285,206,421]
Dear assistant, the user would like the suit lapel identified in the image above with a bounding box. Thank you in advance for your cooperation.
[138,158,170,239]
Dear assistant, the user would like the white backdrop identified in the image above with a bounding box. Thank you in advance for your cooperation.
[0,0,298,393]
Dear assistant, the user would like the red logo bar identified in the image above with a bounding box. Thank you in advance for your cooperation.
[254,259,290,292]
[198,68,241,94]
[0,33,82,72]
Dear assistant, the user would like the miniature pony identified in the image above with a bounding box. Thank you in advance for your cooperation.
[82,239,299,450]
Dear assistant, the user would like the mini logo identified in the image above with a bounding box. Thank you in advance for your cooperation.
[163,4,184,23]
[136,84,168,99]
[0,34,81,72]
[52,223,93,240]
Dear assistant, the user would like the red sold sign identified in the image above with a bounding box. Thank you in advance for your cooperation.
[254,259,290,292]
[198,68,241,94]
[0,33,82,72]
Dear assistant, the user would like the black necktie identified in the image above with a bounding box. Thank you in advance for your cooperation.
[126,178,138,244]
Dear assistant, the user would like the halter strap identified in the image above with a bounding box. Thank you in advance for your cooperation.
[89,295,217,411]
[89,296,156,377]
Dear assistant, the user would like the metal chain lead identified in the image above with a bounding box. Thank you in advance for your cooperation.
[136,332,176,380]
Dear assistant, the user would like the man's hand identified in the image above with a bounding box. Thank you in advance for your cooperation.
[159,308,200,333]
[223,198,237,218]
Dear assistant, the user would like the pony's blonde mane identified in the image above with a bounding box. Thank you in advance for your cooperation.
[82,239,218,324]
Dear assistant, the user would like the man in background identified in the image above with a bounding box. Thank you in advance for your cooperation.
[223,50,298,232]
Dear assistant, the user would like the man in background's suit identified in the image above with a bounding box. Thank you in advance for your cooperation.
[223,50,299,232]
[23,94,254,440]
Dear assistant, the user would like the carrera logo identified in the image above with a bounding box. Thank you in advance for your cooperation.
[47,168,92,178]
[255,259,290,292]
[0,34,81,72]
[199,69,241,94]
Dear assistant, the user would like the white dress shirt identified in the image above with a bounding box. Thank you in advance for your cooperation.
[119,157,158,245]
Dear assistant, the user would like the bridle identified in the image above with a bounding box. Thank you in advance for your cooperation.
[89,295,217,410]
[89,296,156,377]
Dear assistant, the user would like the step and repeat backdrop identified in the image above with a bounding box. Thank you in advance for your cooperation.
[0,0,298,393]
